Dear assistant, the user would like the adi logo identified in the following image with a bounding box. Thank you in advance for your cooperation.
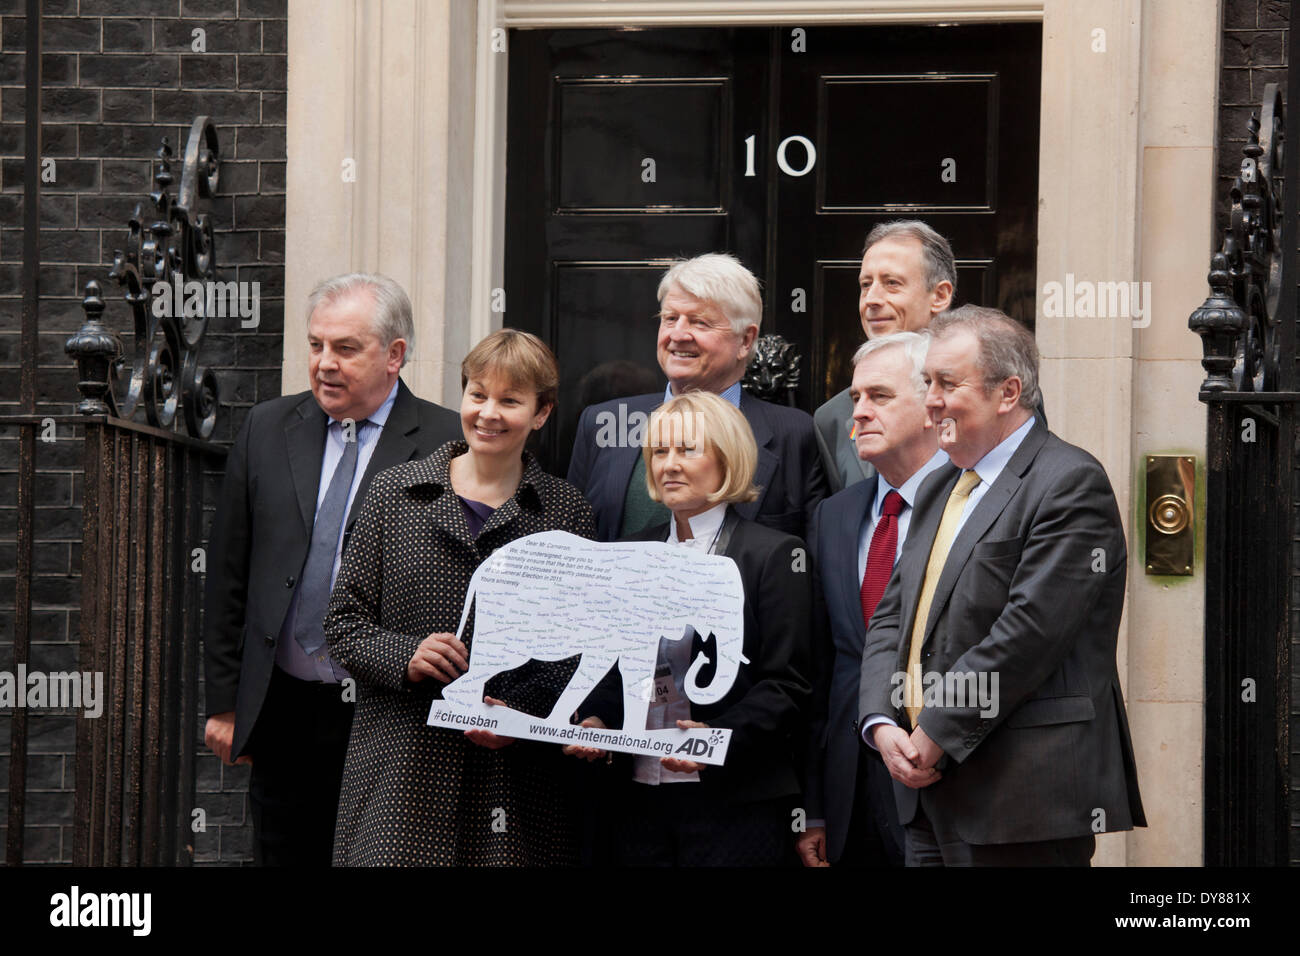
[675,737,716,758]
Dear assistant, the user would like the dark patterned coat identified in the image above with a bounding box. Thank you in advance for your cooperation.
[325,440,596,866]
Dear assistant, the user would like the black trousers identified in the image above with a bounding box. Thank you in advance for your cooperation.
[837,750,905,867]
[615,781,797,867]
[905,802,1095,867]
[247,666,354,867]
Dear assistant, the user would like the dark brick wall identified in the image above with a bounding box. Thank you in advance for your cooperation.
[0,0,287,865]
[1217,0,1289,242]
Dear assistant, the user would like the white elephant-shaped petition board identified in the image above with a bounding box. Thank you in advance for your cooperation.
[427,530,746,765]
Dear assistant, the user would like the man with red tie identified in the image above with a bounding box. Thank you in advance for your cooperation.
[797,331,946,866]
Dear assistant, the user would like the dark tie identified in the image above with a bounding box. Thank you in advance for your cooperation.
[294,420,367,656]
[860,490,904,628]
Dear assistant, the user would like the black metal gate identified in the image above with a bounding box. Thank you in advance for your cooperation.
[4,415,221,866]
[3,10,228,864]
[1190,78,1299,865]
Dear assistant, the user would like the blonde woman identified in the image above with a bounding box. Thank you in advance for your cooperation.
[567,391,812,865]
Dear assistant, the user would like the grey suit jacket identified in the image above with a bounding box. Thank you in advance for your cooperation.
[813,387,876,494]
[858,421,1145,844]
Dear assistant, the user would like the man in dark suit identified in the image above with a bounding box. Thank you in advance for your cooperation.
[813,221,955,493]
[203,273,460,865]
[859,305,1145,865]
[798,331,946,867]
[567,253,828,541]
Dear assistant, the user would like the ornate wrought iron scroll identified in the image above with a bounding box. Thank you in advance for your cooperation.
[1189,85,1284,395]
[65,116,222,438]
[742,333,802,407]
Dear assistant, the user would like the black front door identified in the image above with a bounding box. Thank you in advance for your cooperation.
[505,24,1041,472]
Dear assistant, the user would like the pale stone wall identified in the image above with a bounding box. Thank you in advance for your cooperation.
[1128,0,1221,866]
[284,0,482,408]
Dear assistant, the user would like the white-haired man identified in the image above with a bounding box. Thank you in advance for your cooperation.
[568,252,828,541]
[799,331,947,867]
[203,273,460,865]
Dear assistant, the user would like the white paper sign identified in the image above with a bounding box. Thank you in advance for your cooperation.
[427,530,746,765]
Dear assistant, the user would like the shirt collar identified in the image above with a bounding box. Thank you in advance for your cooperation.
[873,449,949,520]
[663,381,743,408]
[667,501,729,545]
[327,379,400,429]
[970,415,1037,488]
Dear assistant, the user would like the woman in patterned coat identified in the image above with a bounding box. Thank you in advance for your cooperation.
[325,329,595,865]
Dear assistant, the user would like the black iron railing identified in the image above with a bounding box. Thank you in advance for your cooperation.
[4,115,226,866]
[1189,80,1298,866]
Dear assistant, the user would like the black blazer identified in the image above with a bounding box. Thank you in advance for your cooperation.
[803,474,881,862]
[202,379,461,759]
[584,509,813,805]
[858,422,1146,844]
[566,390,829,542]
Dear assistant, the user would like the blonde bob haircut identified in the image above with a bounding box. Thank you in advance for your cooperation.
[643,391,760,506]
[460,328,560,412]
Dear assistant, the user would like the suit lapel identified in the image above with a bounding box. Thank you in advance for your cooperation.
[285,394,328,539]
[827,391,873,485]
[893,464,957,673]
[836,420,862,484]
[603,393,658,535]
[737,393,775,521]
[837,477,877,644]
[713,506,742,559]
[605,444,643,533]
[920,424,1049,648]
[854,452,873,483]
[348,379,420,532]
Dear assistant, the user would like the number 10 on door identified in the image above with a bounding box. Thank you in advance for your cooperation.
[744,134,818,178]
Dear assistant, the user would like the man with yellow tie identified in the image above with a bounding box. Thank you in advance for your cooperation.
[857,304,1146,866]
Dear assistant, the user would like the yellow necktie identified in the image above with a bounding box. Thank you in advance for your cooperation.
[904,469,982,727]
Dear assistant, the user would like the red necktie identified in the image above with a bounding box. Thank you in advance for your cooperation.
[860,490,904,627]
